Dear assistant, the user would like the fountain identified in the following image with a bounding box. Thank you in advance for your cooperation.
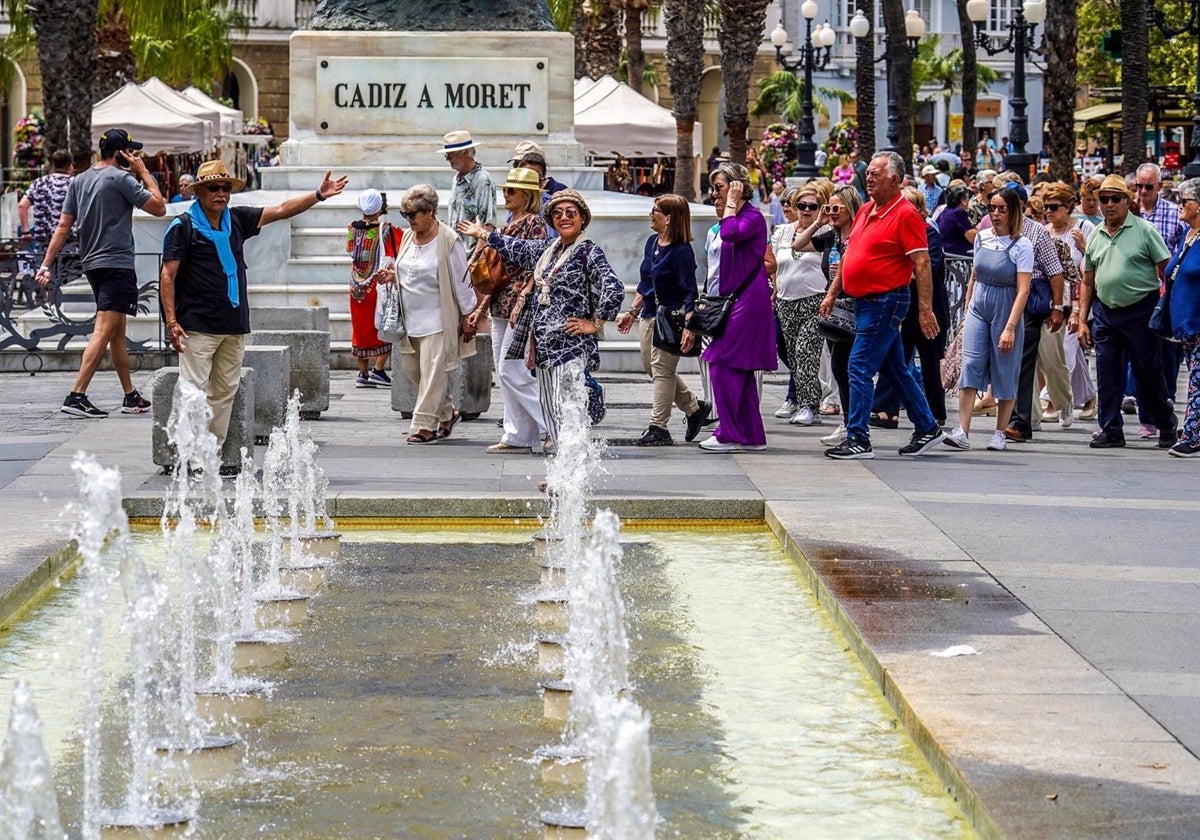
[0,681,64,839]
[276,392,340,568]
[256,424,311,627]
[229,460,292,669]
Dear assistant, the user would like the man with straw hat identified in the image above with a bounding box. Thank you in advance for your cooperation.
[1078,173,1177,449]
[442,130,497,252]
[159,161,348,474]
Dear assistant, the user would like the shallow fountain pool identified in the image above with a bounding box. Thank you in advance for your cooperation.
[0,524,973,838]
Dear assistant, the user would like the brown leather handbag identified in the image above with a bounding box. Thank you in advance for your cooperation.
[469,246,509,296]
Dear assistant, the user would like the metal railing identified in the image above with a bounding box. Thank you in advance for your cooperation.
[642,3,720,40]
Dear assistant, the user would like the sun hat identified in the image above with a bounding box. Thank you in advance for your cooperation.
[509,140,546,165]
[439,130,479,155]
[502,167,542,192]
[358,188,384,216]
[182,160,245,196]
[98,128,144,156]
[1097,173,1134,200]
[920,164,938,177]
[543,188,591,229]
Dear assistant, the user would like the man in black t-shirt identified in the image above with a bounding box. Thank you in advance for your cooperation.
[160,161,348,473]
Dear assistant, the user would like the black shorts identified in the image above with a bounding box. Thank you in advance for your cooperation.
[84,266,139,315]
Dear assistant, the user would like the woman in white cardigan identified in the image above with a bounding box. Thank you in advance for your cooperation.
[386,184,477,444]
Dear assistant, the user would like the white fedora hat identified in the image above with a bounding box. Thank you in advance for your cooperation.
[438,130,479,155]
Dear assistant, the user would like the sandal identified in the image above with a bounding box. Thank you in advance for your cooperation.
[868,412,899,429]
[406,430,438,445]
[436,411,462,440]
[819,405,840,416]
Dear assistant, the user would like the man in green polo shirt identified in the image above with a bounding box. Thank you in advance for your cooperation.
[1078,174,1177,449]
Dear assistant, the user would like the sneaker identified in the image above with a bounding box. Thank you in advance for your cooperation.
[218,464,241,479]
[636,425,674,447]
[1158,425,1179,449]
[684,401,711,443]
[1138,424,1158,439]
[898,427,946,456]
[1121,395,1138,415]
[774,399,798,418]
[699,436,741,453]
[1089,431,1126,449]
[61,393,108,419]
[820,424,848,447]
[986,430,1008,451]
[355,372,373,388]
[943,427,971,450]
[1169,440,1200,457]
[789,406,822,426]
[487,441,532,454]
[120,390,151,414]
[825,438,874,460]
[368,369,392,387]
[1059,406,1074,429]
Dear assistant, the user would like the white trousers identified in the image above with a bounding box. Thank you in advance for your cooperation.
[492,318,545,447]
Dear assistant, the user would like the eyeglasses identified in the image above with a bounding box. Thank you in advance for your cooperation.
[1134,183,1157,191]
[401,209,424,220]
[201,183,232,194]
[709,182,727,193]
[551,208,580,220]
[988,204,1009,213]
[795,202,820,212]
[1043,203,1063,213]
[1097,194,1125,205]
[649,206,665,215]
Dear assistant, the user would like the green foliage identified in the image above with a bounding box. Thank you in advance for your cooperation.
[547,0,575,32]
[911,35,998,102]
[617,51,663,88]
[0,0,36,95]
[101,0,247,87]
[1077,0,1198,89]
[752,72,858,124]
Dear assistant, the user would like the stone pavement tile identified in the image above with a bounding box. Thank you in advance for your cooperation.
[0,462,29,491]
[1108,671,1200,698]
[1134,694,1200,758]
[0,441,60,461]
[1002,576,1200,615]
[832,596,1032,641]
[982,561,1200,585]
[1034,609,1200,673]
[769,497,972,562]
[805,556,1014,603]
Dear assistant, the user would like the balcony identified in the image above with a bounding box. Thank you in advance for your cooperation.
[641,3,721,40]
[225,0,318,28]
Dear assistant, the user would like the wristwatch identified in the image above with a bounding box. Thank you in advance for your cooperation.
[1054,303,1071,313]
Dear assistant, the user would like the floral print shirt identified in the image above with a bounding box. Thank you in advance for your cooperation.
[487,231,624,370]
[449,162,497,252]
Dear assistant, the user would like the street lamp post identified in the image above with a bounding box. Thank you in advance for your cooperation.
[771,5,835,179]
[966,0,1046,179]
[850,8,926,154]
[1147,0,1200,178]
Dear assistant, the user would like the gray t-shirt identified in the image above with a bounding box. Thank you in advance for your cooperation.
[61,165,153,270]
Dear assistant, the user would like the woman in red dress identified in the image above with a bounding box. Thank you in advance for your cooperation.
[347,188,402,387]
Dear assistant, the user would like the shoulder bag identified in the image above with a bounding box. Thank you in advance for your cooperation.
[375,282,406,342]
[1151,234,1195,340]
[817,297,856,342]
[469,240,509,296]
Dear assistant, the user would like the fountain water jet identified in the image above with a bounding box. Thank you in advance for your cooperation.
[0,680,64,839]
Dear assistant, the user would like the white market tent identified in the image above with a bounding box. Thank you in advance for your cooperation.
[573,75,701,159]
[141,77,224,140]
[91,82,212,153]
[182,85,244,137]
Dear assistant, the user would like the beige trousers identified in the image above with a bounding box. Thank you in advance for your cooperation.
[1036,321,1073,413]
[400,332,454,434]
[637,317,700,428]
[178,331,245,449]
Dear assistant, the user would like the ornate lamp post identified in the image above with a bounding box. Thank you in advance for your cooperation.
[850,8,926,154]
[1147,0,1200,178]
[966,0,1046,179]
[771,4,835,179]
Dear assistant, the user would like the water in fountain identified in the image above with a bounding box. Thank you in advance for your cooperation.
[586,696,655,840]
[0,681,64,839]
[276,391,337,569]
[230,456,291,649]
[258,421,305,605]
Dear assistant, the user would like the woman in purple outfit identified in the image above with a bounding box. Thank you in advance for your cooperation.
[698,163,778,452]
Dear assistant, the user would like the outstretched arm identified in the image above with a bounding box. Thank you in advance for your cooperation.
[260,171,348,227]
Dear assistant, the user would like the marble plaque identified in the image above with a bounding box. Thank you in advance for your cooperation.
[314,57,550,135]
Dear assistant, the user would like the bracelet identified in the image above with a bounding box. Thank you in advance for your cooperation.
[315,189,326,202]
[1003,325,1015,331]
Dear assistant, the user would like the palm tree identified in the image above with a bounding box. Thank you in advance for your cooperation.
[1119,0,1149,173]
[574,0,622,79]
[717,0,769,164]
[623,0,651,95]
[752,71,855,123]
[25,0,98,161]
[1043,0,1079,181]
[881,0,914,169]
[955,0,978,150]
[665,0,706,198]
[854,0,876,158]
[911,37,998,149]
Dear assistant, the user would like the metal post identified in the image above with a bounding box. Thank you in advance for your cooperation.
[796,16,819,178]
[1186,43,1200,178]
[1004,6,1036,178]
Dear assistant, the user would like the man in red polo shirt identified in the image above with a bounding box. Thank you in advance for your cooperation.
[820,150,946,459]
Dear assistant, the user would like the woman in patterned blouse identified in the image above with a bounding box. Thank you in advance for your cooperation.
[458,189,624,444]
[346,188,401,389]
[464,168,549,454]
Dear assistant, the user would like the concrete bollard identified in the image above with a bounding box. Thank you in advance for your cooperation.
[240,344,291,441]
[252,306,329,332]
[391,333,493,420]
[248,330,330,419]
[149,367,255,471]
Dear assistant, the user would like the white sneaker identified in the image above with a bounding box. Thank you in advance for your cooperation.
[820,424,847,446]
[986,430,1008,451]
[943,427,971,449]
[789,406,821,426]
[1059,406,1074,429]
[699,436,741,453]
[774,399,798,419]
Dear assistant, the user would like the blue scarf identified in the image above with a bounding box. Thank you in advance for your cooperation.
[164,202,240,308]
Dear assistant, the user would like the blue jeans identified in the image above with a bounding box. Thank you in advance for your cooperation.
[847,287,938,442]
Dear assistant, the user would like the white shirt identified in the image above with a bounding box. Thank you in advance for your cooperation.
[771,223,825,299]
[398,237,473,337]
[975,229,1035,273]
[705,224,722,295]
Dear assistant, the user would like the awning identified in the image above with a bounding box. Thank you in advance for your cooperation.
[1072,102,1123,135]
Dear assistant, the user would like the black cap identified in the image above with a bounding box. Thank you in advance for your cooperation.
[98,128,144,156]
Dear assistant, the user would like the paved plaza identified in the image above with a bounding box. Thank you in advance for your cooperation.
[0,367,1198,838]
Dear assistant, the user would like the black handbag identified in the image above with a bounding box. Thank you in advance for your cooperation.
[652,305,701,356]
[689,294,734,338]
[817,297,857,342]
[1151,234,1194,340]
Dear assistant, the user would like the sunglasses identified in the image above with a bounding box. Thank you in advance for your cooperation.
[551,209,580,220]
[1134,183,1157,191]
[709,183,727,193]
[201,183,232,194]
[1043,204,1062,212]
[401,209,424,220]
[988,204,1009,213]
[795,202,820,212]
[1098,194,1125,205]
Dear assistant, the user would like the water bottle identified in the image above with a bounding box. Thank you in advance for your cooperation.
[828,241,841,268]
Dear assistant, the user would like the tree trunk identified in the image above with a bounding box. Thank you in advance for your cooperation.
[665,0,705,199]
[957,0,977,150]
[29,0,98,162]
[625,1,647,95]
[718,0,768,166]
[1119,0,1149,173]
[1044,0,1079,181]
[95,1,137,102]
[881,0,914,170]
[854,0,876,157]
[575,0,622,80]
